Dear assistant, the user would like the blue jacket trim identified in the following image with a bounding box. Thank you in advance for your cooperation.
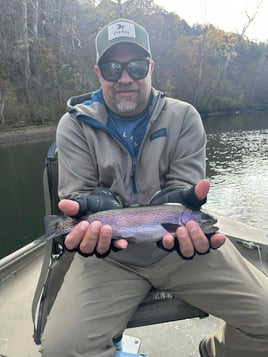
[150,128,167,141]
[82,88,105,106]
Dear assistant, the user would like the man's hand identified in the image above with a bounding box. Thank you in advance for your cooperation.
[58,199,128,257]
[161,179,226,259]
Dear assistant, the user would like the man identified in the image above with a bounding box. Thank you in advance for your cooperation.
[40,18,268,357]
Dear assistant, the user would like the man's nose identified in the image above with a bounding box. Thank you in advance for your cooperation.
[118,69,133,83]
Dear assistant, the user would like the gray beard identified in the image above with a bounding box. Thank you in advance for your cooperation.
[115,101,139,113]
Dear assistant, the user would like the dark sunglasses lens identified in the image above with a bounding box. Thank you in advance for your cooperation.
[127,60,149,80]
[100,62,122,82]
[100,59,150,82]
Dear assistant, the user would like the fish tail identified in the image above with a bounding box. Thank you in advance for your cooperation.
[44,215,64,239]
[33,215,63,244]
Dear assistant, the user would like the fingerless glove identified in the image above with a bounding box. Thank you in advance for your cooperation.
[70,188,123,218]
[150,185,206,209]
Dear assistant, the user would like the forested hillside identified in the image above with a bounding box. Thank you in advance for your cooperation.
[1,0,268,128]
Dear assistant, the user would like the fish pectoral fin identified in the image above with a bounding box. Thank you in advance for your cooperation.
[203,226,219,234]
[161,223,180,233]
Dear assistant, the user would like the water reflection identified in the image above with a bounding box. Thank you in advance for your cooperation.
[203,111,268,134]
[205,128,268,233]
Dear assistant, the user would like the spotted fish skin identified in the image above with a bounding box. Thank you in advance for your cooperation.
[44,204,218,243]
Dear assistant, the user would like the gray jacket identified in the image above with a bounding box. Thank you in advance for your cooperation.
[56,88,207,266]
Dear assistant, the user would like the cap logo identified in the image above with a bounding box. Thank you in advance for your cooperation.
[108,22,136,41]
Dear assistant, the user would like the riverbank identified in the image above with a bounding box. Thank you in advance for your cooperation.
[0,126,56,146]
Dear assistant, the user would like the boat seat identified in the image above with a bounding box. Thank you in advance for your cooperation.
[43,141,208,344]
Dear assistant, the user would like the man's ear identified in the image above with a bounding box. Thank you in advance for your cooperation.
[150,59,155,74]
[94,64,101,77]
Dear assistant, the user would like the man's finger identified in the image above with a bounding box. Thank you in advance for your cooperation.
[96,225,113,254]
[176,226,195,258]
[162,234,175,250]
[58,199,80,216]
[186,221,210,254]
[79,221,101,254]
[64,220,89,250]
[194,179,210,201]
[112,239,128,250]
[210,233,226,249]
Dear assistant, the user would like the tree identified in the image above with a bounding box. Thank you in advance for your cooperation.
[0,0,268,128]
[22,0,31,93]
[203,1,264,110]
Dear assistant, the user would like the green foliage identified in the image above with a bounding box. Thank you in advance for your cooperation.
[0,0,267,128]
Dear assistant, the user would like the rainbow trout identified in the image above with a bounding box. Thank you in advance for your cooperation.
[43,204,218,243]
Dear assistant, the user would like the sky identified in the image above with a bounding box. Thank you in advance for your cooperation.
[154,0,268,43]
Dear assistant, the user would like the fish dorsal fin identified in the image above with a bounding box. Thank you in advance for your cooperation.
[161,223,180,233]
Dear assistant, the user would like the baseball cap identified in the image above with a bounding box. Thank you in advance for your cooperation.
[95,18,151,63]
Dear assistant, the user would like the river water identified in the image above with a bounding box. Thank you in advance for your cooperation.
[203,112,268,234]
[1,111,268,259]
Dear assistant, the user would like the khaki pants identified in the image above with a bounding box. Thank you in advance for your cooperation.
[40,239,268,357]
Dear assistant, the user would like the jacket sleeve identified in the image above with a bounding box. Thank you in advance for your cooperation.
[163,102,207,189]
[56,112,100,200]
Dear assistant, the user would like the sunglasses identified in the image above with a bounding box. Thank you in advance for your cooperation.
[98,58,151,82]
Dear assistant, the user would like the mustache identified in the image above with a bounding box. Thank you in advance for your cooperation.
[114,85,138,92]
